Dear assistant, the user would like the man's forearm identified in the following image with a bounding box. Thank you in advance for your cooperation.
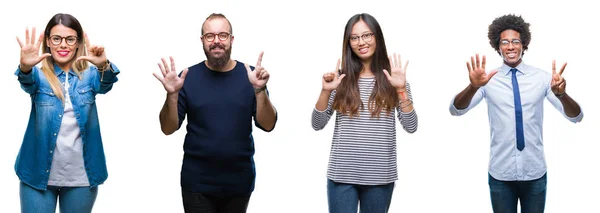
[159,93,180,135]
[255,90,277,131]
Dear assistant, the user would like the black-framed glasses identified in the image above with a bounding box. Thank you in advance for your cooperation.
[500,39,522,47]
[202,32,231,42]
[349,32,375,44]
[49,35,78,46]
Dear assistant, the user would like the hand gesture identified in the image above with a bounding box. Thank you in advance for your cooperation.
[76,33,107,68]
[245,51,270,89]
[383,53,409,91]
[153,56,189,95]
[467,54,498,88]
[17,27,51,72]
[322,59,346,91]
[551,60,567,95]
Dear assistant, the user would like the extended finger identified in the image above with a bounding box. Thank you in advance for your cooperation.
[157,63,167,77]
[552,60,556,75]
[180,68,189,80]
[35,33,44,49]
[466,61,473,73]
[256,51,264,67]
[394,53,399,68]
[25,27,31,44]
[471,56,476,71]
[152,72,166,84]
[482,55,487,71]
[161,57,170,75]
[383,69,392,80]
[31,27,36,45]
[475,54,481,69]
[169,56,177,73]
[403,60,409,74]
[16,36,24,48]
[559,62,567,75]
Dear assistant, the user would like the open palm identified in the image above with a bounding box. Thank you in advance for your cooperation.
[467,54,498,88]
[383,53,408,91]
[153,56,189,94]
[17,27,51,71]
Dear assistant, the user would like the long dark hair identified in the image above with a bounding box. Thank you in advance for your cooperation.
[333,13,398,117]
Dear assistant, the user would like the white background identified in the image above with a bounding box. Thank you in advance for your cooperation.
[1,0,598,212]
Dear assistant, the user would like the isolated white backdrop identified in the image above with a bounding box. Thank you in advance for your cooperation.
[1,0,598,212]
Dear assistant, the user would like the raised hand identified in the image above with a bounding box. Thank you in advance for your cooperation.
[551,60,567,95]
[17,27,51,72]
[76,33,107,68]
[153,56,189,94]
[383,53,409,91]
[322,59,346,91]
[245,51,269,89]
[467,54,498,88]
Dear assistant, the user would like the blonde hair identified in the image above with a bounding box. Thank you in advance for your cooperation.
[40,13,88,102]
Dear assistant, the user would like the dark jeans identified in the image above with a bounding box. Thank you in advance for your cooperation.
[489,173,547,213]
[327,179,395,213]
[181,188,251,213]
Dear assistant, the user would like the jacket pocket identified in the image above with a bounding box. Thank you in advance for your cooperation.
[77,86,95,105]
[34,88,56,106]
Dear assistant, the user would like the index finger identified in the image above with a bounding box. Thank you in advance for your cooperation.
[481,55,487,70]
[559,62,567,75]
[256,51,264,67]
[552,60,556,75]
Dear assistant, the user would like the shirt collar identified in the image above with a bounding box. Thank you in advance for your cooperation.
[53,63,77,76]
[501,61,527,76]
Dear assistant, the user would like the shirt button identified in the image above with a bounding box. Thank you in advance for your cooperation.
[50,150,53,153]
[59,115,62,118]
[53,133,57,136]
[46,170,49,173]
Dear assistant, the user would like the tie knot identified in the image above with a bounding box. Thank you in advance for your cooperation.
[510,68,518,74]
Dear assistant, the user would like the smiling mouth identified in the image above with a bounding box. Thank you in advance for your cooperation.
[57,51,69,56]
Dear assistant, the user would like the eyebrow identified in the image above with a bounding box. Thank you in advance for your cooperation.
[351,31,373,36]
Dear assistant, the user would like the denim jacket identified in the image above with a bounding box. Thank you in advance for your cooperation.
[14,63,120,190]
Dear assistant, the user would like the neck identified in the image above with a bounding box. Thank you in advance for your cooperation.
[360,59,374,78]
[207,59,236,72]
[56,62,72,72]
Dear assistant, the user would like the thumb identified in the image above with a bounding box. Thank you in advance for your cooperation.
[487,70,499,79]
[179,68,190,80]
[76,55,92,63]
[38,53,51,61]
[337,74,346,82]
[383,69,392,79]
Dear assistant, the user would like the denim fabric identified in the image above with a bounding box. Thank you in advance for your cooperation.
[14,63,120,190]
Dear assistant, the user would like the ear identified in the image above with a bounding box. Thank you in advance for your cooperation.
[230,35,234,44]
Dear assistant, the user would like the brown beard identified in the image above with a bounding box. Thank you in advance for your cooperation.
[204,43,232,70]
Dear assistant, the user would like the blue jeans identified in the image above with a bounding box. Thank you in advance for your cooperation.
[489,173,547,213]
[327,179,395,213]
[19,182,98,213]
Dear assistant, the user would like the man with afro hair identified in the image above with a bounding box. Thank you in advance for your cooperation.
[449,14,583,213]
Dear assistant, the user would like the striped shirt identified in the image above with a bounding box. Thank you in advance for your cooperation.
[312,78,418,185]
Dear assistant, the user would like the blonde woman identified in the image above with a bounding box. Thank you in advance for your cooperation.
[14,13,120,213]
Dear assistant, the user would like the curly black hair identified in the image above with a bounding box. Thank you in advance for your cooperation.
[488,14,531,55]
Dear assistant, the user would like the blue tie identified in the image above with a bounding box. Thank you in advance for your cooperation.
[511,68,525,151]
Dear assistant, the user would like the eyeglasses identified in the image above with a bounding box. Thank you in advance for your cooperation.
[500,39,522,47]
[349,32,374,44]
[202,32,231,42]
[49,35,78,46]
